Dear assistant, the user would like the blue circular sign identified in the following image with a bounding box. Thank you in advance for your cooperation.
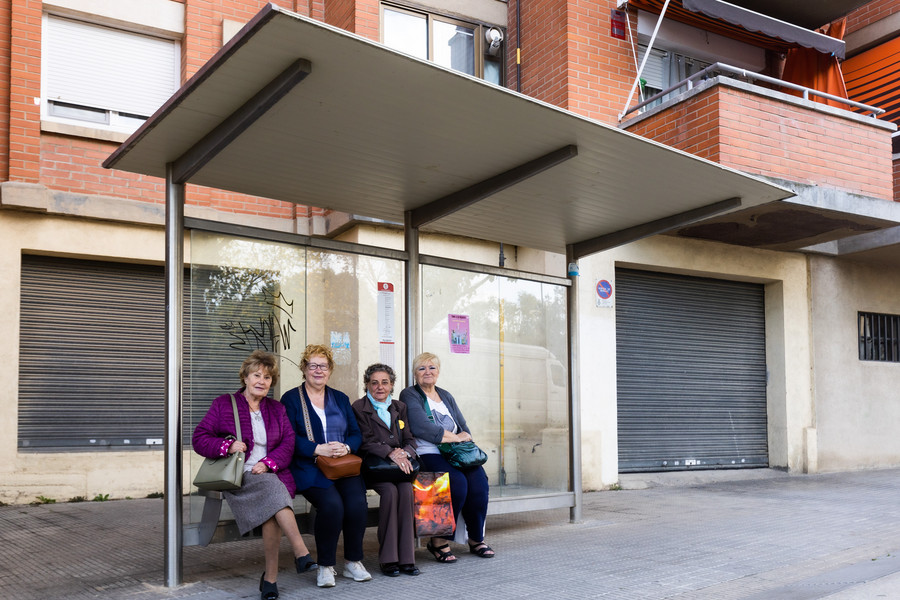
[597,280,613,300]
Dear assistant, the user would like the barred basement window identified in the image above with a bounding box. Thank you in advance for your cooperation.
[858,312,900,362]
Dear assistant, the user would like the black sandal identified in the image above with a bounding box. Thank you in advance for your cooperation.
[426,541,458,563]
[468,541,495,558]
[259,573,279,600]
[295,553,317,573]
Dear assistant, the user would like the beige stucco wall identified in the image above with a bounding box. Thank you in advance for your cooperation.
[809,255,900,472]
[0,211,199,503]
[575,235,814,490]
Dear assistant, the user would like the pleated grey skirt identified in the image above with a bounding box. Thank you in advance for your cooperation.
[224,471,293,535]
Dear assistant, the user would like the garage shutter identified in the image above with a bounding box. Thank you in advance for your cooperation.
[18,256,272,450]
[616,268,768,472]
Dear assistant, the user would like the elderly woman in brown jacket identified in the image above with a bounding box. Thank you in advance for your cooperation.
[352,363,420,577]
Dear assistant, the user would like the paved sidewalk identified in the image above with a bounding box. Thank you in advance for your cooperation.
[2,468,900,599]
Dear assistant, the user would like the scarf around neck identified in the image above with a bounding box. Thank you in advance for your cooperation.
[367,391,392,428]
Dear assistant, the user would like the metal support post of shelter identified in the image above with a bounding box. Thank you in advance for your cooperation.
[164,165,185,586]
[566,245,583,523]
[404,211,420,385]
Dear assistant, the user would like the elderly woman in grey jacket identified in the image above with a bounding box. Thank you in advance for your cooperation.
[398,352,494,564]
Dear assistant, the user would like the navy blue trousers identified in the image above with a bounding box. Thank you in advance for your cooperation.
[300,475,368,566]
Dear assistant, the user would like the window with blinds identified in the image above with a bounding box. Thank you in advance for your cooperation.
[41,14,180,134]
[637,44,712,110]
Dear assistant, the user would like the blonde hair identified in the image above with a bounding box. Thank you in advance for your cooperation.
[299,344,335,379]
[412,352,441,372]
[238,350,279,388]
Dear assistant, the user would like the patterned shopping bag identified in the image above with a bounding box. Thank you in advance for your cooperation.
[413,471,455,537]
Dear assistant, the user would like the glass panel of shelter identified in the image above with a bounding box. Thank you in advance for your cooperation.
[421,265,570,497]
[497,276,569,495]
[185,230,569,527]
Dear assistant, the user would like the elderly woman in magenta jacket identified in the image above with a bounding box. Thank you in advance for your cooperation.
[192,350,316,600]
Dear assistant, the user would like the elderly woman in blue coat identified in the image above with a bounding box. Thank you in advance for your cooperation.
[398,351,495,564]
[282,344,371,588]
[192,350,316,600]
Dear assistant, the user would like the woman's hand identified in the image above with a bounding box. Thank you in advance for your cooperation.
[315,442,350,457]
[250,462,268,474]
[389,448,413,474]
[441,431,472,444]
[229,440,247,454]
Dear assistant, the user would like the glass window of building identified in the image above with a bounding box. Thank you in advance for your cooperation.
[381,4,503,86]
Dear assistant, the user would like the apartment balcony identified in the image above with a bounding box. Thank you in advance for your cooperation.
[619,64,899,253]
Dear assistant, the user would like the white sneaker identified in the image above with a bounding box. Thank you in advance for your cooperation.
[317,565,336,587]
[342,560,372,582]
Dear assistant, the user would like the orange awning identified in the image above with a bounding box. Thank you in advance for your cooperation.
[843,35,900,125]
[781,19,849,108]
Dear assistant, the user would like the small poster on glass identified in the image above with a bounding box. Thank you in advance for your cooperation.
[448,314,470,354]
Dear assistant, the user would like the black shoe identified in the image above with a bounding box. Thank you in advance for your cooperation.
[380,563,400,577]
[399,564,420,576]
[295,554,317,573]
[259,573,279,600]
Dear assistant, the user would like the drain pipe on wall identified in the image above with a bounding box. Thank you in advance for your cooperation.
[515,0,522,93]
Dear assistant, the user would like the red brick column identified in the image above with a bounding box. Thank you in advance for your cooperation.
[0,1,11,180]
[8,0,41,183]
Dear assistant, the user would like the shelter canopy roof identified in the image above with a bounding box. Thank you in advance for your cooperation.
[104,3,792,258]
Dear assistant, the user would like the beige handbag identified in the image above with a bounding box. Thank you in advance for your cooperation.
[193,395,245,491]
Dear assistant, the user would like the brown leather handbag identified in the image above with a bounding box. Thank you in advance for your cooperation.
[315,453,362,480]
[297,389,361,479]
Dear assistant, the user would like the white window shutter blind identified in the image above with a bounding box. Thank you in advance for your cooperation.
[637,45,666,91]
[44,15,179,118]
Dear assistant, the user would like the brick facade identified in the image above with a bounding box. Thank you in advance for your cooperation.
[510,0,637,125]
[624,84,894,201]
[8,1,42,184]
[1,0,343,224]
[0,2,10,181]
[511,0,896,202]
[846,0,900,34]
[325,0,379,42]
[510,0,571,111]
[895,154,900,203]
[2,0,898,222]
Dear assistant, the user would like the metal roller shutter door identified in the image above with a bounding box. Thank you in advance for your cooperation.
[616,268,768,472]
[18,255,271,450]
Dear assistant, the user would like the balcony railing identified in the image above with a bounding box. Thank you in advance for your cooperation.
[622,62,884,120]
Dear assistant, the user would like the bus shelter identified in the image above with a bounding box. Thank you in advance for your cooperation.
[103,4,792,586]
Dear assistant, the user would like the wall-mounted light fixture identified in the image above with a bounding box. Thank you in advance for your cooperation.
[485,27,503,56]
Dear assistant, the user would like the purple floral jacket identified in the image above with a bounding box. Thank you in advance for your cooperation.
[192,391,297,497]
